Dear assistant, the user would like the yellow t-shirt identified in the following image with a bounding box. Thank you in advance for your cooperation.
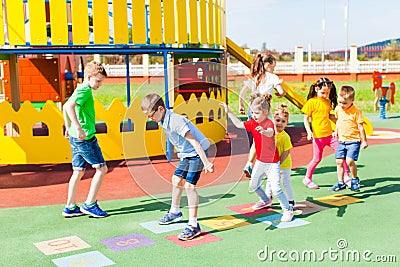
[275,130,292,169]
[301,97,333,138]
[335,104,364,142]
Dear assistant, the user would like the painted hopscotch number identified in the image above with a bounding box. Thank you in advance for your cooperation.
[34,236,91,255]
[52,251,115,267]
[100,233,156,252]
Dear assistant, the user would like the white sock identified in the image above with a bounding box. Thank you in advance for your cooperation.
[169,205,180,214]
[188,217,198,227]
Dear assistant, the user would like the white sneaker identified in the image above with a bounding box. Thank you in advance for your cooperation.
[281,209,294,222]
[251,198,272,210]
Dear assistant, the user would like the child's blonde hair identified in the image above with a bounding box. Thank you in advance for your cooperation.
[339,86,355,100]
[249,93,272,112]
[84,61,107,78]
[274,103,290,121]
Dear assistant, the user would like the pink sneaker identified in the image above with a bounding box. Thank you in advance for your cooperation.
[251,198,272,210]
[302,177,319,189]
[281,209,294,222]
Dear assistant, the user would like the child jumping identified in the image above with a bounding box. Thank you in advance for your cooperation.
[265,104,295,208]
[62,61,108,218]
[223,94,293,222]
[238,53,285,178]
[330,86,368,192]
[301,77,349,189]
[141,94,214,241]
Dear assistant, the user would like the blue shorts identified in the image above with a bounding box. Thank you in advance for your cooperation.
[335,141,361,161]
[174,155,204,185]
[69,136,106,171]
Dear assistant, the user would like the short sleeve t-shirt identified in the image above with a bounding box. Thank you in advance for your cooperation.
[243,118,280,163]
[275,130,293,169]
[67,83,96,140]
[335,104,364,142]
[301,97,333,138]
[160,110,210,158]
[243,73,283,96]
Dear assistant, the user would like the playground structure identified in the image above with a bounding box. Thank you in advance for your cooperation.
[372,70,396,119]
[0,0,228,164]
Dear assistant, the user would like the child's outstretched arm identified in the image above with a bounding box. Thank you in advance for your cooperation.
[184,131,214,173]
[255,126,274,137]
[221,103,245,129]
[358,123,368,149]
[275,84,286,98]
[303,114,313,140]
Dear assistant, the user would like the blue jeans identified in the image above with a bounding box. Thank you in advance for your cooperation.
[69,136,106,171]
[335,141,361,161]
[174,155,204,185]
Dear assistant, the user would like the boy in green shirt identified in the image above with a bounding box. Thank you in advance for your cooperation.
[62,61,108,218]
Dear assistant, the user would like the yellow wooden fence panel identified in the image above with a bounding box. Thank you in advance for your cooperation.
[163,0,175,44]
[28,0,47,45]
[220,0,226,47]
[149,0,162,44]
[188,0,198,44]
[6,0,25,45]
[207,0,214,44]
[0,0,5,45]
[132,0,147,44]
[199,0,207,44]
[176,0,187,44]
[113,0,129,44]
[92,0,109,44]
[49,0,68,45]
[71,0,89,44]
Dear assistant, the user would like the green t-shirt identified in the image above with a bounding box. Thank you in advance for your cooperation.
[67,83,96,140]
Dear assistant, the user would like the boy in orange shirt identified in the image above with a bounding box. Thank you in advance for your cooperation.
[330,86,368,192]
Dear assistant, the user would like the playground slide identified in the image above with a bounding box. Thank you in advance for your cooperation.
[226,37,306,110]
[226,37,373,135]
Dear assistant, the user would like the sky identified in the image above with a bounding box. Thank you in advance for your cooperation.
[226,0,400,52]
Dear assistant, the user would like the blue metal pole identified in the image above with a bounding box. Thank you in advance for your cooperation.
[163,51,173,161]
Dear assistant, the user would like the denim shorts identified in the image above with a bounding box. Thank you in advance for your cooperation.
[173,155,204,185]
[69,136,106,171]
[335,141,361,161]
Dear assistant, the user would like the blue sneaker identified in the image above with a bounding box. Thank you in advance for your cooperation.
[80,201,108,218]
[158,211,183,225]
[329,182,347,192]
[62,205,84,218]
[350,177,360,191]
[178,224,202,240]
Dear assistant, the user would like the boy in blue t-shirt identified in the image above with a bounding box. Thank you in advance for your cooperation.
[141,94,214,240]
[62,61,108,218]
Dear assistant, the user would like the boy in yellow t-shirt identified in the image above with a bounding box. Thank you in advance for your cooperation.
[330,86,368,192]
[266,104,295,208]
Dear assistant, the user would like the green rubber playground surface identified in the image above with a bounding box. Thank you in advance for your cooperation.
[1,114,399,266]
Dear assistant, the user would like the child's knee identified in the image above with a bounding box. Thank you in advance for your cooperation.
[172,175,184,186]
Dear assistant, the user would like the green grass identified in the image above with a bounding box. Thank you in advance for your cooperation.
[94,79,400,114]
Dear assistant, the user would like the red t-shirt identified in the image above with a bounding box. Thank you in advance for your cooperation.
[244,118,280,163]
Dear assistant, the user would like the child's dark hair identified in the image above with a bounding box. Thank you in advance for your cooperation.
[307,77,338,109]
[339,86,355,100]
[249,93,272,112]
[250,53,276,87]
[141,93,165,114]
[274,103,290,120]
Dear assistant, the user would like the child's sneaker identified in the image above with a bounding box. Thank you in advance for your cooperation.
[302,177,319,189]
[288,200,295,209]
[62,205,84,218]
[178,224,202,240]
[243,165,252,178]
[80,201,108,218]
[281,208,294,222]
[329,182,347,192]
[344,176,352,187]
[350,177,360,191]
[158,211,183,225]
[251,198,272,210]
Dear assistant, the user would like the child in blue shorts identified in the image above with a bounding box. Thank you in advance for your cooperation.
[62,61,108,218]
[330,86,368,192]
[141,94,214,240]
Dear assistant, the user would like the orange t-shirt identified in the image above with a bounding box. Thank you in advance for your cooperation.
[301,97,333,138]
[335,104,364,142]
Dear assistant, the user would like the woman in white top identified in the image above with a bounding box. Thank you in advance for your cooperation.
[238,53,286,177]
